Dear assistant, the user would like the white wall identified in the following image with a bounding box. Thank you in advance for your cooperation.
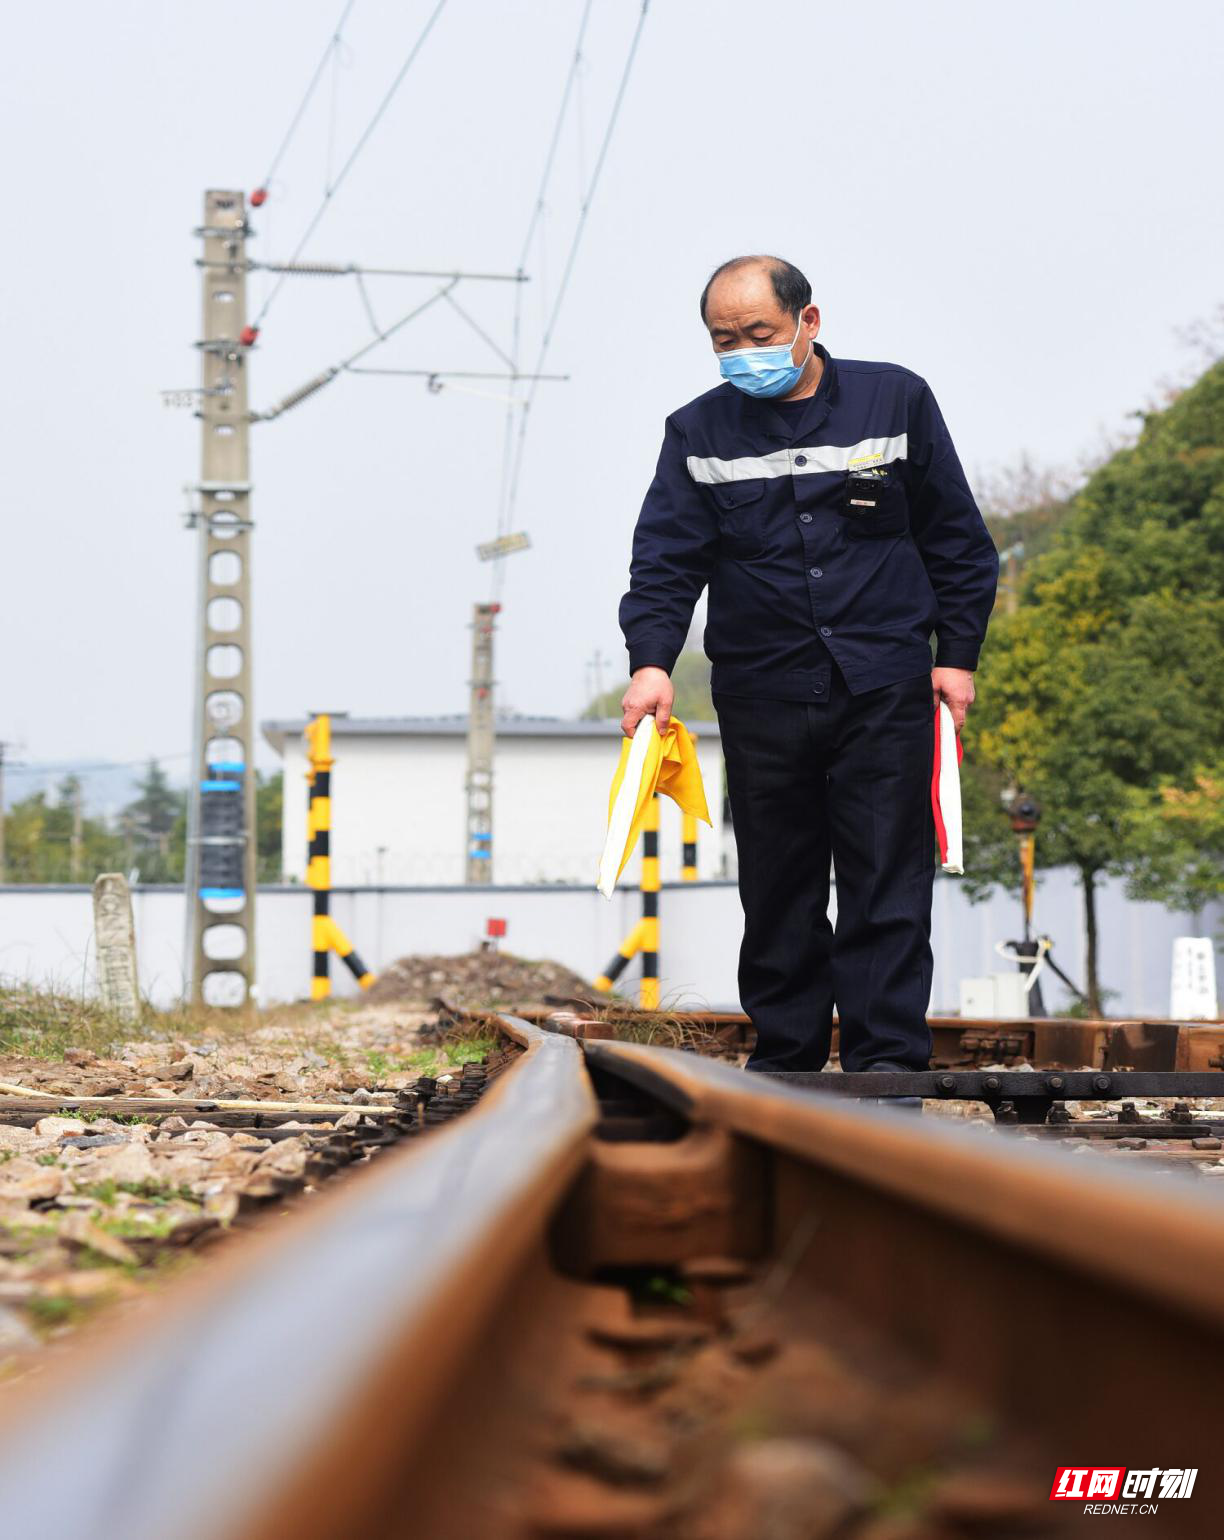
[280,730,726,888]
[2,873,1219,1018]
[282,734,464,885]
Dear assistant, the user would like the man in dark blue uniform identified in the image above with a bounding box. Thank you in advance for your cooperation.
[618,255,998,1073]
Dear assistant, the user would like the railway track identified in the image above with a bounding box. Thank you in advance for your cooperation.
[510,1004,1224,1072]
[0,1015,1220,1537]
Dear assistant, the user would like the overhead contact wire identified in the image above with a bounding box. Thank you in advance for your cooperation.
[254,0,451,329]
[491,0,596,599]
[501,0,651,577]
[252,281,458,421]
[261,0,360,193]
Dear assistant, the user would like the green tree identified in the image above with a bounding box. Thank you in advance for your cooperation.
[958,759,1028,906]
[256,770,283,882]
[119,760,185,882]
[2,783,123,883]
[1122,763,1224,921]
[968,359,1224,1011]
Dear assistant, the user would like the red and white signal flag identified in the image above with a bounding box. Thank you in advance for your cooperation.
[931,701,963,875]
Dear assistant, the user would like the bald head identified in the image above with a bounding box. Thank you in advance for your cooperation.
[699,255,811,325]
[700,255,821,392]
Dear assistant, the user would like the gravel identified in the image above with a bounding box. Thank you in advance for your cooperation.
[367,949,594,1007]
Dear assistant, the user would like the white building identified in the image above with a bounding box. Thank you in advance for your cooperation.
[262,714,726,888]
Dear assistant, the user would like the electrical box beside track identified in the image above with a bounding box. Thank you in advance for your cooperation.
[959,973,1033,1020]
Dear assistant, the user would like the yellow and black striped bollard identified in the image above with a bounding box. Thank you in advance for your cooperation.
[330,923,374,990]
[681,812,698,881]
[305,716,333,1000]
[305,714,374,999]
[640,792,660,1009]
[594,919,644,994]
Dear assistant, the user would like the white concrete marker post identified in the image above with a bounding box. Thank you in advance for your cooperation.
[93,873,142,1023]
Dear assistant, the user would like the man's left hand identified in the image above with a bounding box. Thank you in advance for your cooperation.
[931,666,975,733]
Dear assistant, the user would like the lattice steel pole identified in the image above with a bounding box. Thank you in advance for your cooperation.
[184,190,258,1007]
[464,601,499,884]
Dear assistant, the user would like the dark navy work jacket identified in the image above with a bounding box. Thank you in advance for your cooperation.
[619,344,999,701]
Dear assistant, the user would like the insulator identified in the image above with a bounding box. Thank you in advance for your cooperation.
[256,368,340,420]
[239,325,259,347]
[270,261,351,276]
[250,187,268,207]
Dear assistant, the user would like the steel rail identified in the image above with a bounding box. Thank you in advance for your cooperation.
[509,1005,1224,1077]
[0,1017,596,1540]
[584,1040,1224,1331]
[1,1019,1221,1535]
[582,1038,1224,1499]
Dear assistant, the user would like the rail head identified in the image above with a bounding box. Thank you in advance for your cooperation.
[583,1040,1224,1333]
[494,1011,554,1051]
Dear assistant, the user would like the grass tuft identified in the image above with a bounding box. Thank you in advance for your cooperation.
[0,981,282,1064]
[403,1036,497,1076]
[26,1295,90,1331]
[582,999,727,1053]
[0,984,152,1061]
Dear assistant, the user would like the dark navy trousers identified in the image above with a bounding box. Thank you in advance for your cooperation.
[714,670,936,1073]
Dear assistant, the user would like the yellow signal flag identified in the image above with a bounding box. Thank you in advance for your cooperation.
[596,715,711,898]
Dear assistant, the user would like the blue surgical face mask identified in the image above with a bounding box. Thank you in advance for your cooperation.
[717,315,807,398]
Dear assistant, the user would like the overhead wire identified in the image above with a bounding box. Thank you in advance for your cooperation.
[255,0,358,312]
[348,368,568,382]
[6,754,192,781]
[248,1,648,600]
[253,0,452,330]
[490,0,597,599]
[515,0,596,297]
[354,270,384,337]
[324,19,349,193]
[345,281,458,366]
[575,31,588,200]
[495,0,651,598]
[247,271,530,422]
[444,290,516,371]
[253,261,526,280]
[251,281,460,421]
[261,0,360,193]
[530,1,651,389]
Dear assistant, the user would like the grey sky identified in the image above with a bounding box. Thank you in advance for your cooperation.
[3,0,1222,783]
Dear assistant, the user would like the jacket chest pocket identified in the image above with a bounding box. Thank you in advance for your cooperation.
[711,480,765,555]
[842,470,908,539]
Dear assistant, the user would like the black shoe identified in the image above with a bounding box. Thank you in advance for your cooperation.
[744,1058,830,1076]
[859,1061,924,1111]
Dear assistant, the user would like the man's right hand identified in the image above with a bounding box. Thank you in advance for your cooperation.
[621,667,674,738]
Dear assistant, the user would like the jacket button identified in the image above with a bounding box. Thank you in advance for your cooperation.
[809,566,823,578]
[813,681,826,694]
[794,454,808,467]
[819,625,832,637]
[799,513,813,523]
